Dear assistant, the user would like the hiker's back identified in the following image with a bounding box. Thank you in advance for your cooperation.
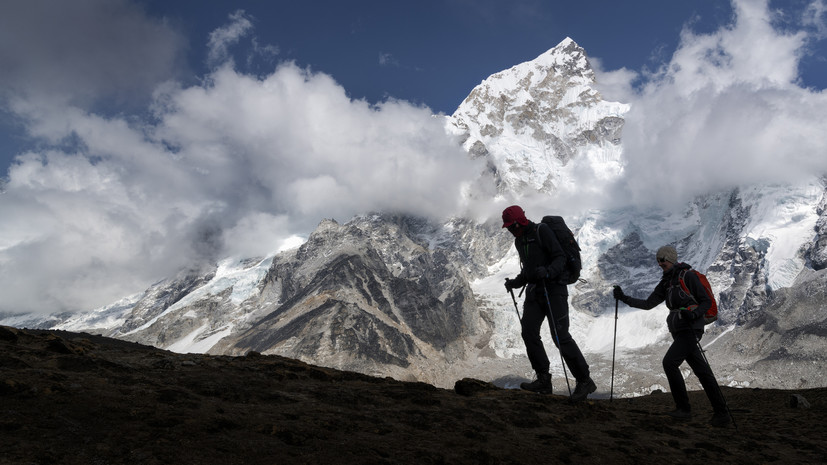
[539,215,581,285]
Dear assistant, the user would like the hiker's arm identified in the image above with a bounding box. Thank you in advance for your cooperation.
[537,224,566,281]
[510,273,527,289]
[622,281,666,310]
[510,239,528,288]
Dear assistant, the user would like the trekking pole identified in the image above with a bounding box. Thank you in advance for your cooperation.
[507,281,521,320]
[541,281,571,396]
[610,297,619,402]
[693,333,738,431]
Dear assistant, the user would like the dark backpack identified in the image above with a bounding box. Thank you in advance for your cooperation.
[535,215,582,285]
[678,269,719,325]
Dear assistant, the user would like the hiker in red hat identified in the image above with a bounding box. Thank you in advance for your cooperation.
[502,205,595,402]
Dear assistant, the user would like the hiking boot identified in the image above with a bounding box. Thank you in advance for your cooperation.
[665,408,692,420]
[520,373,552,393]
[710,411,731,427]
[569,378,596,402]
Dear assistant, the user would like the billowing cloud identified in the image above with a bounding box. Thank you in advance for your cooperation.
[0,12,481,314]
[2,0,825,315]
[594,0,827,208]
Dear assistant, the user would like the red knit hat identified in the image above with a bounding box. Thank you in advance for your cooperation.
[501,205,529,228]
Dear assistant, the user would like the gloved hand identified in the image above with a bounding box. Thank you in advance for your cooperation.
[535,266,549,280]
[504,278,519,292]
[612,285,626,301]
[680,307,698,321]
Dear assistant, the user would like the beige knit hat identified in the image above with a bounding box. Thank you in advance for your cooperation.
[656,245,678,264]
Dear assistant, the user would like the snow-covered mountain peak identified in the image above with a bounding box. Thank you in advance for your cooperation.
[529,37,592,79]
[448,38,629,197]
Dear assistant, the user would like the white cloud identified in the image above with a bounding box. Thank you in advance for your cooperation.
[803,0,827,39]
[594,0,827,208]
[207,10,255,67]
[0,43,480,314]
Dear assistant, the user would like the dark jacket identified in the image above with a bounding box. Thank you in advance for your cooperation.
[622,262,710,333]
[510,221,568,295]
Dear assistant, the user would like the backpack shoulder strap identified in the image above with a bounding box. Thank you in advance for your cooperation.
[678,269,698,304]
[534,222,548,251]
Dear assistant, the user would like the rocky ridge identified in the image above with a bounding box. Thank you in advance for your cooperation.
[107,215,510,388]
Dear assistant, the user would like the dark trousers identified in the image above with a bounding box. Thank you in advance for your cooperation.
[663,330,727,413]
[521,285,590,381]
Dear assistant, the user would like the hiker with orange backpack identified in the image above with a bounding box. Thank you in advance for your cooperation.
[612,245,731,427]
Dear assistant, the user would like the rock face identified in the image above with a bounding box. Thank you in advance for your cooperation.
[709,268,827,389]
[810,184,827,270]
[221,216,477,374]
[2,326,827,465]
[105,215,510,387]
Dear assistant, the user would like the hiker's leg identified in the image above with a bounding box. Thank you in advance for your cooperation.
[521,292,550,374]
[547,293,590,381]
[687,332,727,412]
[663,331,695,411]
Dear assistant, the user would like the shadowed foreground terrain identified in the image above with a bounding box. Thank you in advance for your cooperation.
[1,326,825,464]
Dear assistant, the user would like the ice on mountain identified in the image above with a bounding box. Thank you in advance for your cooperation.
[54,293,141,332]
[167,323,234,354]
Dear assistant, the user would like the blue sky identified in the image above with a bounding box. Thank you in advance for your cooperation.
[1,1,825,173]
[0,0,816,168]
[1,0,826,313]
[137,0,736,113]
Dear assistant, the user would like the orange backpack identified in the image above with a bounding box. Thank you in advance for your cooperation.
[678,269,718,325]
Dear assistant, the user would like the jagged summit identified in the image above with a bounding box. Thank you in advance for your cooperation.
[474,38,593,94]
[510,37,594,82]
[449,38,628,196]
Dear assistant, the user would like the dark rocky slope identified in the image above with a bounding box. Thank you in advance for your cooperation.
[1,326,824,464]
